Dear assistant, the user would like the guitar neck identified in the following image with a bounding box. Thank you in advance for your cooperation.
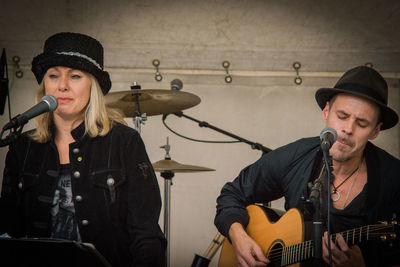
[280,224,390,266]
[333,225,373,246]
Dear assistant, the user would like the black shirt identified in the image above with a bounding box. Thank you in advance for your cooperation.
[215,137,400,266]
[50,163,81,241]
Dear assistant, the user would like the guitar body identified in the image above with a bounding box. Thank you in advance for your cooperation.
[218,204,399,266]
[218,205,305,267]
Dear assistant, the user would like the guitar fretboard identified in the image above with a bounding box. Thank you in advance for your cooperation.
[269,224,392,266]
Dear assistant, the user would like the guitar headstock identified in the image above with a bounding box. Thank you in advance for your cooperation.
[376,220,400,246]
[339,220,400,247]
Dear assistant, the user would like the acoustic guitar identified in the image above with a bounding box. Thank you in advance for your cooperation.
[218,205,398,267]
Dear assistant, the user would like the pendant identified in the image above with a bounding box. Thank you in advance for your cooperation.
[331,190,341,202]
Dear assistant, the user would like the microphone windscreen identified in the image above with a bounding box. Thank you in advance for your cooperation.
[320,127,337,143]
[42,95,58,111]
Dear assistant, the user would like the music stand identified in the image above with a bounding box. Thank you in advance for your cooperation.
[0,237,111,267]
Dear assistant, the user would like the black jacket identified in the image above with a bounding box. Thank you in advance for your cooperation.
[1,122,166,266]
[215,137,400,266]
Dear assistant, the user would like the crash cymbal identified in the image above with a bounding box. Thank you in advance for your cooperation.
[105,89,201,117]
[152,159,215,173]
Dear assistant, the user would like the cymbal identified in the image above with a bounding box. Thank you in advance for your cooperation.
[152,159,215,173]
[105,89,201,117]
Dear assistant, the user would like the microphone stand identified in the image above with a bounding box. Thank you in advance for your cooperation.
[0,124,24,147]
[308,175,323,266]
[166,111,272,155]
[306,146,333,266]
[322,148,334,267]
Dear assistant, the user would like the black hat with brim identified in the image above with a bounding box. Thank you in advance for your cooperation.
[315,66,398,130]
[31,32,111,95]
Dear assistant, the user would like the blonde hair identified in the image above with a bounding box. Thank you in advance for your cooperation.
[30,75,126,143]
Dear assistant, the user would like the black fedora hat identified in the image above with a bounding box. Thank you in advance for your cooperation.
[31,32,111,95]
[315,66,398,130]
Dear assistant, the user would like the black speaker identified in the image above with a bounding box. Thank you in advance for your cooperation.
[0,48,9,115]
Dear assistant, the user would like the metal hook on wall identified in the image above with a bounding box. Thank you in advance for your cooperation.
[293,61,302,85]
[152,59,163,82]
[12,56,23,78]
[222,60,232,83]
[364,62,373,68]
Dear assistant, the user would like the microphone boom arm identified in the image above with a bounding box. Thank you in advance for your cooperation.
[166,111,272,155]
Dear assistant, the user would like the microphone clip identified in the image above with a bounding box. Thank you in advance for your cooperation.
[0,120,24,147]
[2,114,26,131]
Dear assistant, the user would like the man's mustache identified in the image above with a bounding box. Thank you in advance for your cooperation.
[336,136,355,147]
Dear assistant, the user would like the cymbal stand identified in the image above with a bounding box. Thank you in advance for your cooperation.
[160,137,173,267]
[130,83,147,134]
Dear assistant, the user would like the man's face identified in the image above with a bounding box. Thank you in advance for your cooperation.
[322,93,382,162]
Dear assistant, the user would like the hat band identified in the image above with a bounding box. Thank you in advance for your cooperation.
[336,83,387,105]
[56,52,102,70]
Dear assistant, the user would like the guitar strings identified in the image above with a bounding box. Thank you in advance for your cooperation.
[267,228,393,263]
[265,224,393,262]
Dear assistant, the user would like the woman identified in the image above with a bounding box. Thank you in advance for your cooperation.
[0,32,166,266]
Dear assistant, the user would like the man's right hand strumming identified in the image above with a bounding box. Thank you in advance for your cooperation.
[229,222,270,267]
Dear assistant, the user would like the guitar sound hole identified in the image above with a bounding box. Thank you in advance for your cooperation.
[268,242,283,267]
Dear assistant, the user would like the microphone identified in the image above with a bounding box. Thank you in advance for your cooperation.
[320,127,337,151]
[3,95,58,130]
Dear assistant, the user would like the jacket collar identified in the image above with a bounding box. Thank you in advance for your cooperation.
[50,121,86,142]
[70,121,86,141]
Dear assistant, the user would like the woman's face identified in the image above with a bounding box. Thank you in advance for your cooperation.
[44,66,91,121]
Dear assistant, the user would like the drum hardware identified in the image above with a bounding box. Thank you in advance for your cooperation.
[152,158,215,173]
[129,82,147,133]
[105,88,200,118]
[153,137,215,267]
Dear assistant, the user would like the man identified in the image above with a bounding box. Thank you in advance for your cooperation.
[214,66,400,266]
